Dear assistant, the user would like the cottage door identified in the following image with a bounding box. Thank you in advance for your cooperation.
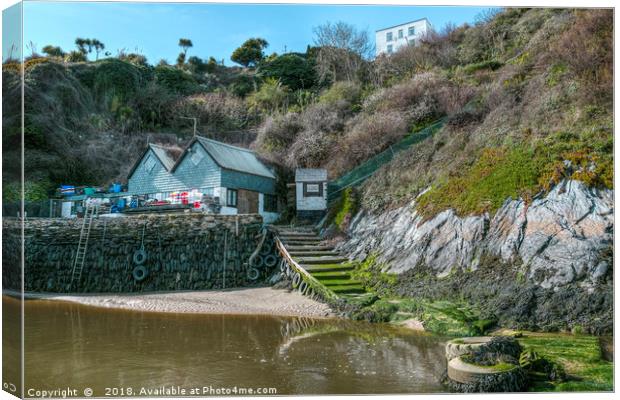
[237,189,259,214]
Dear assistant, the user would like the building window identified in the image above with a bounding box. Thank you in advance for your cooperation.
[201,187,215,197]
[408,26,415,36]
[386,32,393,42]
[144,155,156,173]
[227,189,238,207]
[398,29,403,38]
[410,39,416,47]
[303,182,323,197]
[387,44,393,54]
[264,194,277,213]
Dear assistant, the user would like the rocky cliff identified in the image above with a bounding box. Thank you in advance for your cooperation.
[337,180,613,332]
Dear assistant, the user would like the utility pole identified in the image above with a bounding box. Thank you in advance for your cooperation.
[179,116,198,137]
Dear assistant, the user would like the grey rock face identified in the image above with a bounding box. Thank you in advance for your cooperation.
[338,180,613,288]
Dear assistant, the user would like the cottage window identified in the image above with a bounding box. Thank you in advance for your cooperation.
[387,44,393,54]
[303,182,323,197]
[227,189,238,207]
[264,194,277,213]
[201,187,215,197]
[386,32,393,42]
[408,26,415,36]
[144,155,156,173]
[398,29,403,38]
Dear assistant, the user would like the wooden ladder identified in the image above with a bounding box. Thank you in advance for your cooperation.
[70,204,98,291]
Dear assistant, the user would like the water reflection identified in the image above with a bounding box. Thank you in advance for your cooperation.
[4,296,447,396]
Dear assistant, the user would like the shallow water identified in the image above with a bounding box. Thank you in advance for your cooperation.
[3,296,447,396]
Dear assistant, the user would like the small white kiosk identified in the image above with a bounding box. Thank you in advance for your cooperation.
[295,168,328,221]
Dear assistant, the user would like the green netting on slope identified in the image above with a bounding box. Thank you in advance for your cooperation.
[327,119,445,203]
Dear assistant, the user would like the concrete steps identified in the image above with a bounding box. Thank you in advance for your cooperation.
[288,250,340,257]
[274,226,368,297]
[303,263,355,273]
[294,256,348,265]
[285,245,334,252]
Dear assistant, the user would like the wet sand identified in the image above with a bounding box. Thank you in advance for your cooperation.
[8,287,335,318]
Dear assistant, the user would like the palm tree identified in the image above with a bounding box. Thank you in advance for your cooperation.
[177,38,193,65]
[91,39,105,60]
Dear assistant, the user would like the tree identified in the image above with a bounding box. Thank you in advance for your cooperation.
[91,39,105,60]
[231,38,269,67]
[177,38,193,65]
[312,21,373,83]
[42,45,65,58]
[75,37,90,54]
[258,53,316,91]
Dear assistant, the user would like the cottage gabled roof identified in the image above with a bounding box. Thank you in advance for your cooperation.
[172,136,276,180]
[148,143,177,171]
[127,143,180,179]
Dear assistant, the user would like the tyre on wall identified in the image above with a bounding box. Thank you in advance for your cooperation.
[133,249,147,265]
[259,246,272,257]
[279,259,287,273]
[251,255,264,268]
[264,255,278,268]
[247,267,260,281]
[292,272,301,288]
[132,265,148,282]
[298,280,308,294]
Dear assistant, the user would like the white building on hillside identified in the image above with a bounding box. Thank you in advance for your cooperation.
[375,18,432,56]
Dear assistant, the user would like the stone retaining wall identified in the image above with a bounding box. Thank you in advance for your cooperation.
[2,213,274,293]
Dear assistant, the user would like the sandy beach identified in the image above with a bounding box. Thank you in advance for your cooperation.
[10,287,335,318]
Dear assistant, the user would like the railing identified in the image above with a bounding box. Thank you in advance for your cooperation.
[274,236,339,303]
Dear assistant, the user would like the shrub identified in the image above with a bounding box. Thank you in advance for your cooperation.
[174,93,257,132]
[246,78,290,113]
[550,9,612,90]
[258,53,316,91]
[318,81,362,107]
[154,65,198,94]
[329,112,407,174]
[285,128,334,169]
[255,112,303,154]
[92,59,149,104]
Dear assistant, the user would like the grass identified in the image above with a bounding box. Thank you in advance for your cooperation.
[514,332,613,392]
[416,116,613,219]
[334,187,358,231]
[416,145,544,218]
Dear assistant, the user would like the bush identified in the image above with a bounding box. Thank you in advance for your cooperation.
[92,59,150,104]
[174,93,257,132]
[258,53,316,91]
[154,65,198,94]
[246,78,290,113]
[329,112,407,174]
[318,81,362,107]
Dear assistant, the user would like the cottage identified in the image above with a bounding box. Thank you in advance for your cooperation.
[375,18,432,56]
[295,168,328,221]
[127,137,279,222]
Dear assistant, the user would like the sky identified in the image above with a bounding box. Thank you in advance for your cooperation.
[5,1,494,64]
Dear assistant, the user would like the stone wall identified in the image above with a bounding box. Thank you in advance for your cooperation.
[2,213,276,293]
